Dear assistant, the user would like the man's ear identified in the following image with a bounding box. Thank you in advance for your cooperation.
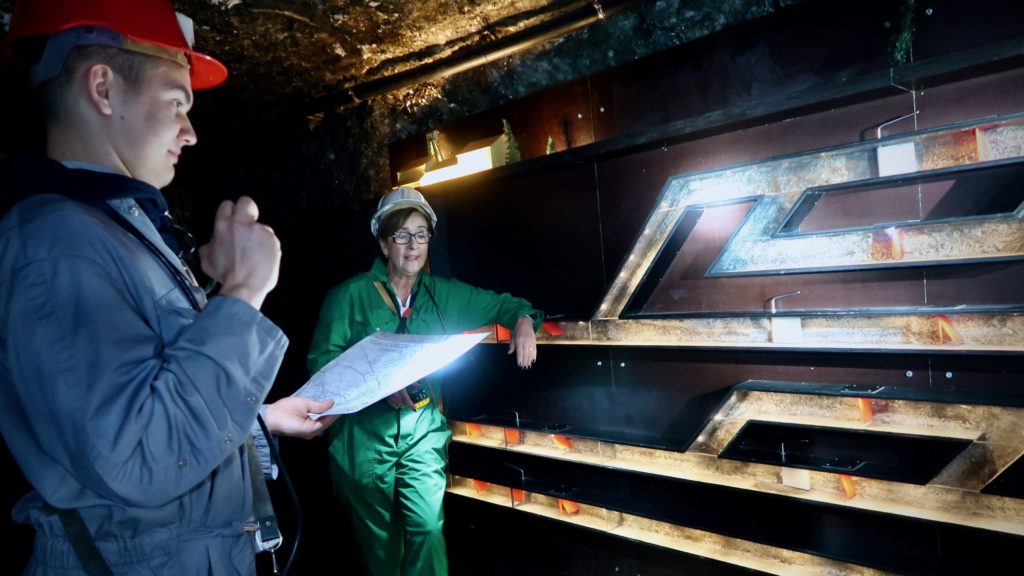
[85,63,116,116]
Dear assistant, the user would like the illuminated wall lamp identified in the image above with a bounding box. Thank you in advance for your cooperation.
[417,134,508,187]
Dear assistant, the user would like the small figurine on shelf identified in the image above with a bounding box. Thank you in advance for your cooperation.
[546,135,556,155]
[426,129,445,168]
[502,119,521,164]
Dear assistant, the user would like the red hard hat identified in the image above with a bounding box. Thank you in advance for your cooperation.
[5,0,227,90]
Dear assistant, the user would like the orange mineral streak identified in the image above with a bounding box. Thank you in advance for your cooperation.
[466,423,484,437]
[936,315,964,345]
[839,474,857,500]
[889,228,904,259]
[543,321,566,336]
[550,434,573,450]
[504,428,522,444]
[558,498,580,515]
[511,488,526,503]
[857,398,874,424]
[976,126,993,160]
[472,479,491,494]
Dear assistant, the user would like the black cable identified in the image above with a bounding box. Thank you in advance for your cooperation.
[257,415,302,576]
[422,282,447,334]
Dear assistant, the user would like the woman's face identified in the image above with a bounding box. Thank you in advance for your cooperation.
[380,210,430,279]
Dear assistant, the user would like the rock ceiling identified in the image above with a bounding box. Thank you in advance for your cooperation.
[171,0,623,115]
[0,0,806,150]
[1,1,785,128]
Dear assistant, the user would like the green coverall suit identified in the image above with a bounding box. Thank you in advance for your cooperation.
[308,258,542,576]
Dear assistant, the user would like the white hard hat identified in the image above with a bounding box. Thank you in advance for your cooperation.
[370,187,438,236]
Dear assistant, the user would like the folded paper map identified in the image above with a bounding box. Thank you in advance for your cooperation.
[293,331,488,416]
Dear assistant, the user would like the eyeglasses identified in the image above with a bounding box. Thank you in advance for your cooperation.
[392,230,432,245]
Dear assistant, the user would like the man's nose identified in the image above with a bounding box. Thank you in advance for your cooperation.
[180,117,198,147]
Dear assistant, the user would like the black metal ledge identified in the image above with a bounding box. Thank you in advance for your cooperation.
[445,493,769,576]
[445,343,1024,458]
[720,420,970,484]
[982,454,1024,500]
[449,442,1023,575]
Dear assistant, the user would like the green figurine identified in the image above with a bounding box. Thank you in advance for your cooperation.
[546,136,556,155]
[502,119,521,164]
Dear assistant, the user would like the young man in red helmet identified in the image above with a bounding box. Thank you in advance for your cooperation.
[0,0,338,573]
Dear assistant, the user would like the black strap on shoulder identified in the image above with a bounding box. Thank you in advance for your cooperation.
[94,202,203,311]
[0,157,202,311]
[372,280,418,334]
[55,509,114,576]
[374,278,452,411]
[396,288,417,334]
[373,280,433,407]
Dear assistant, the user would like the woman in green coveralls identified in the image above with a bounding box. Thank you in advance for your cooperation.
[308,187,543,575]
